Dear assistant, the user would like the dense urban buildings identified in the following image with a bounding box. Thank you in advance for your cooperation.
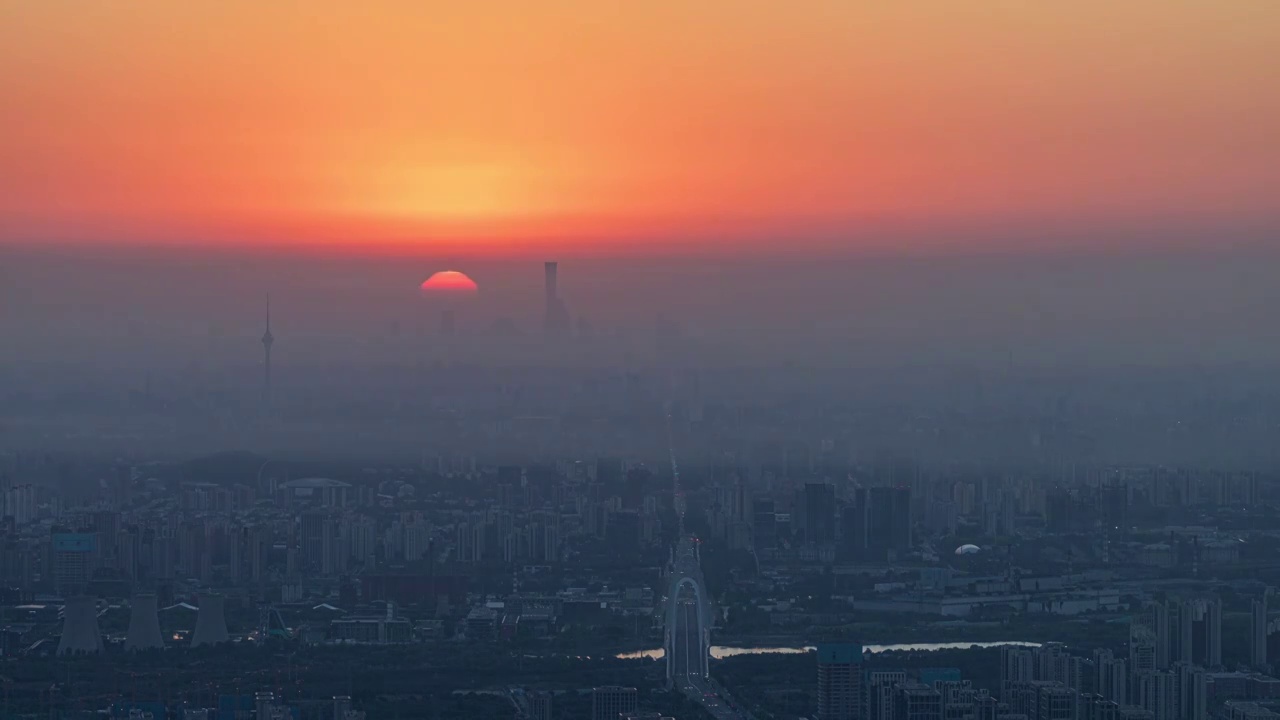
[1,261,1279,720]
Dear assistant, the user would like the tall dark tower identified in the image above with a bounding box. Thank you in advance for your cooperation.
[261,294,274,406]
[543,261,570,336]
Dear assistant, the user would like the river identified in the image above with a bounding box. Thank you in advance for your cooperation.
[616,640,1041,660]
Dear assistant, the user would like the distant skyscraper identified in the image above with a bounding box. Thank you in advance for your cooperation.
[1252,590,1270,667]
[1151,600,1171,669]
[1137,670,1175,720]
[802,483,836,545]
[753,497,777,553]
[261,294,274,406]
[1180,665,1209,720]
[1094,649,1128,705]
[861,486,912,558]
[817,643,864,720]
[1175,596,1222,667]
[543,261,569,336]
[1129,623,1157,680]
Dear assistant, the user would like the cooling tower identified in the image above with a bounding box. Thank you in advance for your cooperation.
[191,593,229,647]
[125,593,164,651]
[57,595,104,655]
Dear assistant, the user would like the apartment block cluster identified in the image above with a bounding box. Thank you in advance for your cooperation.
[511,685,673,720]
[703,461,1262,564]
[814,596,1280,720]
[991,595,1280,720]
[109,693,366,720]
[816,643,1004,720]
[0,453,673,598]
[702,475,914,563]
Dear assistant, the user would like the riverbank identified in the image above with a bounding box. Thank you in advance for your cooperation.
[710,614,1125,651]
[618,639,1041,660]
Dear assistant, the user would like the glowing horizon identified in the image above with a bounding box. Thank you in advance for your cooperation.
[2,1,1277,254]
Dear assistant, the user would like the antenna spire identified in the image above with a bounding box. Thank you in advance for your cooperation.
[261,294,274,407]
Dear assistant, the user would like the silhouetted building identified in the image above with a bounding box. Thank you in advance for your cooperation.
[1167,597,1222,668]
[753,498,776,553]
[262,294,274,407]
[846,487,912,559]
[867,673,902,720]
[802,483,836,545]
[818,643,863,720]
[871,486,912,553]
[1253,590,1270,667]
[1137,671,1175,720]
[591,686,637,720]
[1080,694,1120,720]
[544,261,570,335]
[896,684,943,720]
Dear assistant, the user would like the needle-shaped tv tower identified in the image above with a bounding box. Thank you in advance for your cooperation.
[261,294,274,408]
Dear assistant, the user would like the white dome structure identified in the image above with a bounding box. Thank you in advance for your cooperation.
[955,544,981,555]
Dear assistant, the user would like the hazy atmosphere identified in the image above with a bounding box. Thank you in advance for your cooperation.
[1,2,1278,720]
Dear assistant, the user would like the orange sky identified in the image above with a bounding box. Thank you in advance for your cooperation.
[2,1,1278,254]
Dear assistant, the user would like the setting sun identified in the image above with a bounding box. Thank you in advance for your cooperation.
[420,270,479,295]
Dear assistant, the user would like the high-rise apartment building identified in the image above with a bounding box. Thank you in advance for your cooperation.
[896,684,943,720]
[868,672,907,720]
[1176,597,1222,668]
[1079,695,1119,720]
[591,686,637,720]
[1179,665,1209,720]
[1001,646,1036,699]
[1093,649,1127,705]
[802,483,837,545]
[817,643,864,720]
[1035,682,1077,720]
[1253,590,1271,668]
[1137,671,1176,720]
[869,486,912,555]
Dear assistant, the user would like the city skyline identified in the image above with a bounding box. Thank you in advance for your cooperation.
[4,3,1280,720]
